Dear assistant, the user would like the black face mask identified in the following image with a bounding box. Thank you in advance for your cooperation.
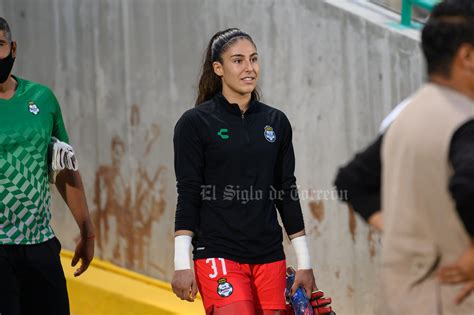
[0,47,15,84]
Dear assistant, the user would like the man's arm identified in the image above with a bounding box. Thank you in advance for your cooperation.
[438,241,474,304]
[334,135,384,231]
[334,98,412,231]
[368,211,383,231]
[448,120,474,237]
[55,169,95,277]
[438,120,474,303]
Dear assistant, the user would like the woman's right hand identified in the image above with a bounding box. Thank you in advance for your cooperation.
[171,269,199,302]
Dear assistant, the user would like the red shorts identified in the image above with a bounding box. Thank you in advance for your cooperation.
[194,258,286,313]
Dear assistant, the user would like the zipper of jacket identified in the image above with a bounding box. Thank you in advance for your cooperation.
[241,111,250,144]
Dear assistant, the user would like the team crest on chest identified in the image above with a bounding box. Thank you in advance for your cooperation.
[217,278,233,297]
[28,101,40,115]
[264,125,276,143]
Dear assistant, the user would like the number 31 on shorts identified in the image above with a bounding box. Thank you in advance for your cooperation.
[206,258,227,279]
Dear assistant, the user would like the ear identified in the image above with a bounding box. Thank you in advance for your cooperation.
[457,43,474,73]
[467,44,474,74]
[11,41,17,58]
[213,61,223,77]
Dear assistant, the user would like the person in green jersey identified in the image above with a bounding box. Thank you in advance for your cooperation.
[0,17,95,315]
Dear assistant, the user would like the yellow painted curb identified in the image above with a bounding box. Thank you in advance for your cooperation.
[60,250,203,315]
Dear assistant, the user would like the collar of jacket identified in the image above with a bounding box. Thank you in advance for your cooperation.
[214,92,260,116]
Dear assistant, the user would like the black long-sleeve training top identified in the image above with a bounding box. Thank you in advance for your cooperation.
[334,120,474,236]
[174,93,304,264]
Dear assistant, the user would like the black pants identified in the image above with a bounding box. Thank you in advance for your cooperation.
[0,237,70,315]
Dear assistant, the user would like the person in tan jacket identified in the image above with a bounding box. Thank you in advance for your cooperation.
[383,0,474,312]
[335,0,474,313]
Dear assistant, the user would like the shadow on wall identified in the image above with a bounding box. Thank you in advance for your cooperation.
[92,104,167,274]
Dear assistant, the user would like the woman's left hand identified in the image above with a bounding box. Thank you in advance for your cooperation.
[291,268,317,297]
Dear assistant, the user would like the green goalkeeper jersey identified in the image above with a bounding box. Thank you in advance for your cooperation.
[0,76,69,244]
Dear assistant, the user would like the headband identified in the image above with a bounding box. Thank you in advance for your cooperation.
[211,29,251,61]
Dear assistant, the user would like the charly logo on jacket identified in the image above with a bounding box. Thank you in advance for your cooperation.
[217,128,229,140]
[28,101,40,115]
[264,125,276,142]
[217,278,233,297]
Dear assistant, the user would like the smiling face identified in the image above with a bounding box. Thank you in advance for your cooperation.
[212,38,259,100]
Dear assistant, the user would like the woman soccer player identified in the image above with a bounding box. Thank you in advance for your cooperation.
[172,28,317,315]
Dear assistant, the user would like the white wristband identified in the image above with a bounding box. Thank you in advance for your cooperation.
[174,235,192,270]
[291,235,312,270]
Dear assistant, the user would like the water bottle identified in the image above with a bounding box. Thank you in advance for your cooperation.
[285,267,314,315]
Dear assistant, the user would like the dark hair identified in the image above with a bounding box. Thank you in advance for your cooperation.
[0,17,12,42]
[422,0,474,77]
[195,28,260,106]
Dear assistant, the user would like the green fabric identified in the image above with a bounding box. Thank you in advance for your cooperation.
[0,76,69,244]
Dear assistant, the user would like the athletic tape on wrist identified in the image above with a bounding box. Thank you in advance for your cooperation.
[291,235,312,270]
[174,235,192,270]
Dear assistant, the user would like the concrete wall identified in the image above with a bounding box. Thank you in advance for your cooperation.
[0,0,424,314]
